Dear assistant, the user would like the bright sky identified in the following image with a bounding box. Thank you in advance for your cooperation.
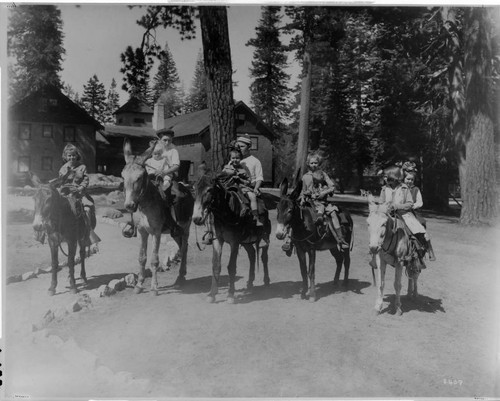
[58,4,298,108]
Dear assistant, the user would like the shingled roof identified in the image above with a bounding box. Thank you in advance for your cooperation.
[9,85,103,129]
[162,101,275,139]
[162,108,210,137]
[114,97,154,115]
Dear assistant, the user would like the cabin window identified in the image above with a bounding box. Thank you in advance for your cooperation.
[18,156,30,173]
[18,124,31,140]
[64,126,76,142]
[42,125,53,138]
[41,156,53,171]
[250,136,258,150]
[133,118,145,124]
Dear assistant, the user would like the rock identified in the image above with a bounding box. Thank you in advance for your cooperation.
[108,279,126,292]
[69,301,82,312]
[33,267,46,275]
[69,294,92,312]
[7,274,23,285]
[97,284,115,297]
[124,273,137,287]
[32,309,55,332]
[22,271,37,281]
[100,207,123,219]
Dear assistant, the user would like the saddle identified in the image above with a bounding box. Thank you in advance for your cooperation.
[391,213,427,262]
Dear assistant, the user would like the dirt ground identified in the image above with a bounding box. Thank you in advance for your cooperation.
[2,192,499,399]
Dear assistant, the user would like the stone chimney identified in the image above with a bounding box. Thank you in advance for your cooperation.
[153,102,166,131]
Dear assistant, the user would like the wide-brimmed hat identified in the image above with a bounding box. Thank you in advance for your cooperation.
[236,134,252,146]
[156,128,175,139]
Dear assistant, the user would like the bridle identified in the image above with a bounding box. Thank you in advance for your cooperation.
[124,161,150,208]
[279,197,319,244]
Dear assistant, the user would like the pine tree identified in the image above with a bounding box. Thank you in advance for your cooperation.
[7,5,65,103]
[122,5,235,169]
[185,50,209,113]
[62,83,82,106]
[105,78,120,124]
[246,6,292,183]
[81,74,107,123]
[152,42,182,116]
[120,45,153,104]
[246,6,291,130]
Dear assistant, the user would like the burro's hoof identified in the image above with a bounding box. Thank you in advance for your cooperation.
[152,289,159,296]
[395,307,403,316]
[206,295,215,304]
[227,296,235,305]
[309,295,316,303]
[48,289,55,296]
[70,287,78,295]
[134,286,144,294]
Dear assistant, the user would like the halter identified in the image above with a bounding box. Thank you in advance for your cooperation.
[124,161,150,207]
[280,198,327,244]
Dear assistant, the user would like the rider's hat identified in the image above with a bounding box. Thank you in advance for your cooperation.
[236,134,252,147]
[156,128,175,139]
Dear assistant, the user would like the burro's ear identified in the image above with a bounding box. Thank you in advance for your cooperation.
[290,179,303,200]
[28,171,42,188]
[279,178,288,197]
[136,141,156,166]
[367,194,375,204]
[123,139,134,164]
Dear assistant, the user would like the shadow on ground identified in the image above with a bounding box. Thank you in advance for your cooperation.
[379,293,445,315]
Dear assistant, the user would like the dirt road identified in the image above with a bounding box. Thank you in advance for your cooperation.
[3,195,499,399]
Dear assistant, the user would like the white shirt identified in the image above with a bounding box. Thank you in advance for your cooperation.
[240,154,263,184]
[162,144,180,168]
[145,157,166,175]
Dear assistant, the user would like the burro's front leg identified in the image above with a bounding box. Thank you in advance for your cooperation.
[394,262,403,315]
[226,241,239,304]
[374,254,386,314]
[67,240,78,294]
[207,238,223,303]
[150,233,161,295]
[242,243,256,290]
[296,246,308,300]
[135,228,148,294]
[48,236,59,296]
[308,250,316,302]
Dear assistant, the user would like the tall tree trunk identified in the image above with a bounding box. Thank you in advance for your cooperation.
[199,6,235,171]
[461,112,497,223]
[460,7,497,224]
[294,49,312,185]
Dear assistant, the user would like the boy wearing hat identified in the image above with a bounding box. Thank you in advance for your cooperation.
[148,128,182,236]
[236,134,269,247]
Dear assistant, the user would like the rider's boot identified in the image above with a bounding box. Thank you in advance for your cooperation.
[426,240,436,261]
[252,210,264,227]
[328,222,349,249]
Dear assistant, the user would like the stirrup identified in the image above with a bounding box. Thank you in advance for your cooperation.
[201,231,213,245]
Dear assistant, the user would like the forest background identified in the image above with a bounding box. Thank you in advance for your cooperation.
[4,4,500,226]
